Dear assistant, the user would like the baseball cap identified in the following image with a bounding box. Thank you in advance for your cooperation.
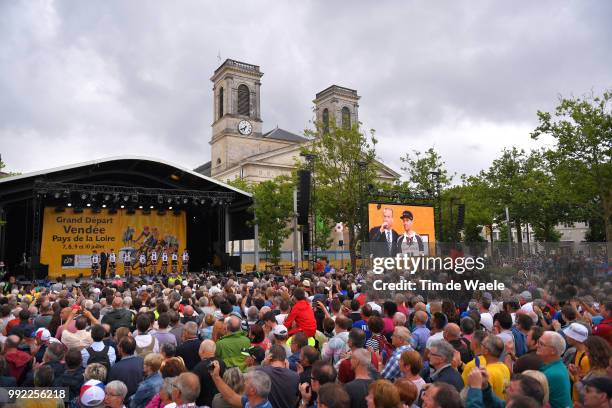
[34,328,51,342]
[272,325,288,337]
[80,380,105,407]
[400,210,413,220]
[563,322,589,343]
[582,376,612,398]
[241,346,266,364]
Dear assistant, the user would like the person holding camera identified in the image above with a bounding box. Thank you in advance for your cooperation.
[210,360,273,408]
[192,339,226,407]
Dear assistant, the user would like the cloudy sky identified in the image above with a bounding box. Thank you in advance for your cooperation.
[1,1,610,179]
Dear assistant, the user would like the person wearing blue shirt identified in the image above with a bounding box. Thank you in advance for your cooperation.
[537,331,573,408]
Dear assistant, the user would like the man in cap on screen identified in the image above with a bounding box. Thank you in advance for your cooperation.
[396,210,425,256]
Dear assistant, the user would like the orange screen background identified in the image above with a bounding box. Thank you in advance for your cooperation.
[367,203,436,243]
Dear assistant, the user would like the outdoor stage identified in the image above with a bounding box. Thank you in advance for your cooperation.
[0,156,253,279]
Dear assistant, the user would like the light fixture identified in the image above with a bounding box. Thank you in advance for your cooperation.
[53,192,61,199]
[138,205,143,209]
[86,203,91,207]
[150,205,154,209]
[67,203,72,207]
[81,193,88,200]
[168,206,173,210]
[102,204,107,208]
[120,205,125,209]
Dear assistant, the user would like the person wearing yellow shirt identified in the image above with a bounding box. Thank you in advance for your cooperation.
[462,330,488,385]
[563,322,590,402]
[481,334,511,400]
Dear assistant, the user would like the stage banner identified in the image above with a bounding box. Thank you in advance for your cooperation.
[40,207,187,277]
[367,203,436,256]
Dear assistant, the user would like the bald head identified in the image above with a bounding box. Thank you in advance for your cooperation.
[443,323,461,341]
[414,310,428,325]
[112,297,123,309]
[227,315,242,332]
[183,305,194,316]
[198,339,216,358]
[414,302,426,312]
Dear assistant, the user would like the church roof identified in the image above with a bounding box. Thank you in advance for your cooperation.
[193,161,211,176]
[262,127,310,143]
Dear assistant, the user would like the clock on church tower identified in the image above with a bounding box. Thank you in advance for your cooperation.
[209,59,264,176]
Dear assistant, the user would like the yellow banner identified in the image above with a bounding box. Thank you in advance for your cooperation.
[40,207,186,277]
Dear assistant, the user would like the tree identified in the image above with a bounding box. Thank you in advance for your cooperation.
[531,91,612,256]
[313,210,333,251]
[400,147,454,196]
[302,117,378,272]
[227,176,294,265]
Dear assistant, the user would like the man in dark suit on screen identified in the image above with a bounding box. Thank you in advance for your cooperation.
[368,207,399,258]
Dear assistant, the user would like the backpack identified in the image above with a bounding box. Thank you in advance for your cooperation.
[135,335,156,357]
[87,345,110,371]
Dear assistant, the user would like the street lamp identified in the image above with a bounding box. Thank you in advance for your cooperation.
[429,171,442,243]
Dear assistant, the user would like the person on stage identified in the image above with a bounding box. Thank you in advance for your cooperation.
[368,207,400,258]
[139,252,147,275]
[100,250,108,279]
[91,250,100,279]
[161,249,168,274]
[171,249,178,273]
[123,250,132,279]
[182,249,189,273]
[150,249,158,275]
[396,210,425,256]
[109,249,117,276]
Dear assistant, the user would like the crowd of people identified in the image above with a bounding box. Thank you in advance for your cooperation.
[0,262,611,408]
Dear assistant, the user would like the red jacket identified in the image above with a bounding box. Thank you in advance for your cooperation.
[285,299,317,337]
[593,317,612,345]
[5,348,32,383]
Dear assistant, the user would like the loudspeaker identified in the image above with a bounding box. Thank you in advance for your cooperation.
[456,204,465,230]
[297,170,311,225]
[228,256,241,272]
[302,228,310,251]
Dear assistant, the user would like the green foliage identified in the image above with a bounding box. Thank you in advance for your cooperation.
[226,176,294,265]
[585,218,606,242]
[531,91,612,246]
[532,224,561,242]
[399,147,454,196]
[303,115,378,271]
[314,210,333,251]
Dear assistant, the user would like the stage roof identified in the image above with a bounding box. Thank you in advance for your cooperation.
[0,156,252,209]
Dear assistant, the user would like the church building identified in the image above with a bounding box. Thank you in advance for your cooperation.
[194,59,399,262]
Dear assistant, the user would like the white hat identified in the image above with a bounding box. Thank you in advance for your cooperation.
[272,324,288,337]
[35,328,51,342]
[92,288,101,294]
[80,380,105,407]
[563,322,588,343]
[480,313,494,332]
[246,282,254,288]
[302,279,311,288]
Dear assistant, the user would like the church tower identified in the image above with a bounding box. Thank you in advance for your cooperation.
[210,59,264,177]
[313,85,360,133]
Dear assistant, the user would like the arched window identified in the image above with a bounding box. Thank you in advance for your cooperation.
[237,84,250,116]
[322,108,329,134]
[341,107,351,129]
[218,87,224,118]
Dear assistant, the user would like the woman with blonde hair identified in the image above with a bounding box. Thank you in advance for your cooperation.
[84,363,107,382]
[522,370,550,406]
[366,379,401,408]
[212,368,245,408]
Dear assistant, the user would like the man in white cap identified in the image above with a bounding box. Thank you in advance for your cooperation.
[563,322,590,401]
[271,324,291,357]
[80,379,106,408]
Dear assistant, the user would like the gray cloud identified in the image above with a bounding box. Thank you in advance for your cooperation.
[1,1,610,178]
